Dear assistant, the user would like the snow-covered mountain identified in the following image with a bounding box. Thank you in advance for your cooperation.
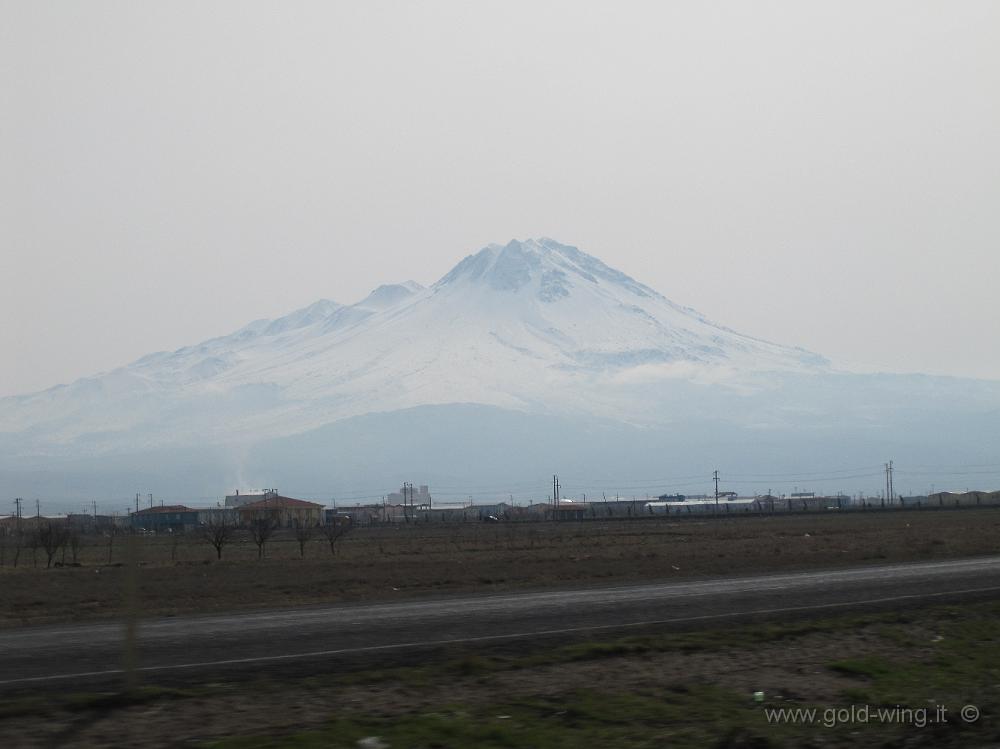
[0,239,825,451]
[2,238,998,501]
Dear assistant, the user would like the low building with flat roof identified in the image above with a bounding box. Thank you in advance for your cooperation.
[130,505,199,533]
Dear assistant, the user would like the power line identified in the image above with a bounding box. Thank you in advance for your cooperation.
[712,472,886,485]
[725,465,886,478]
[896,469,1000,477]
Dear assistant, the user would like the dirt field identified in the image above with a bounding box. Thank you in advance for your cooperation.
[2,508,1000,627]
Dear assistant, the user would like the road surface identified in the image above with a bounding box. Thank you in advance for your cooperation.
[4,556,1000,692]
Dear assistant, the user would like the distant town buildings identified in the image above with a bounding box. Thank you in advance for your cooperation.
[7,487,1000,538]
[387,484,432,505]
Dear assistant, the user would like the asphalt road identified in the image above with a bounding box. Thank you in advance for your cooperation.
[4,556,1000,692]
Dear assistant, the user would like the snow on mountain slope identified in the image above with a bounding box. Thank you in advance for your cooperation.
[0,239,828,452]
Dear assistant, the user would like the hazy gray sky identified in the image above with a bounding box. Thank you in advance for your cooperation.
[3,1,998,396]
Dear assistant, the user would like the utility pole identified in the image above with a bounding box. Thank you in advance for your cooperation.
[135,492,140,515]
[93,500,98,518]
[713,470,720,507]
[35,499,40,518]
[148,493,153,509]
[888,460,894,503]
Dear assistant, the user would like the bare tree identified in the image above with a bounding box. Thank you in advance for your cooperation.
[105,526,119,564]
[37,521,69,569]
[319,517,352,557]
[505,520,520,551]
[201,518,235,560]
[68,529,82,564]
[12,529,23,568]
[249,515,278,560]
[293,522,314,558]
[26,528,42,568]
[170,530,181,562]
[60,526,82,565]
[0,526,15,567]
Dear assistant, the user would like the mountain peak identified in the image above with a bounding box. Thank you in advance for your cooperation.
[436,237,658,303]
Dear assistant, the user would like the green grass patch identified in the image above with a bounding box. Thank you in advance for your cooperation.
[0,684,205,720]
[825,602,1000,734]
[201,686,775,749]
[827,657,896,680]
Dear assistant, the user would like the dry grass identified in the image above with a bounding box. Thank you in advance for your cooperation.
[2,508,999,627]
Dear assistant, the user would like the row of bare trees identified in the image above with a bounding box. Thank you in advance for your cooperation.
[198,517,352,561]
[0,522,82,568]
[2,517,353,567]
